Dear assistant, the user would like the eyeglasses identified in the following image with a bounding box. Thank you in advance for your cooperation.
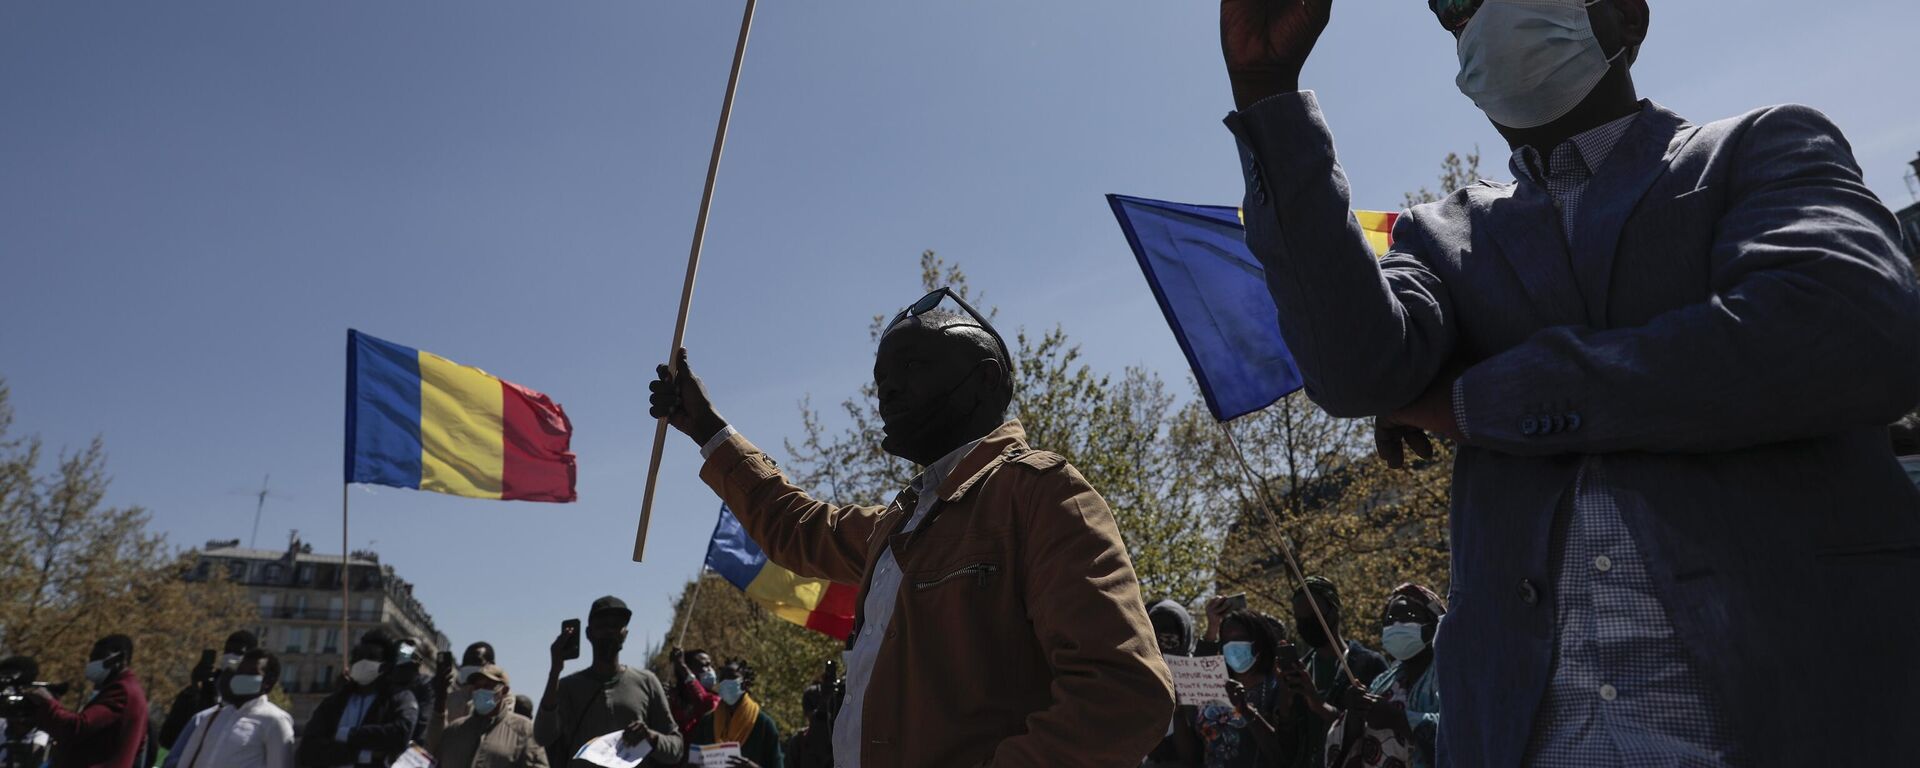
[888,287,1015,385]
[1430,0,1483,31]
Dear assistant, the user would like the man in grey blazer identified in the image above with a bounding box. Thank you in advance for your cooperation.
[1218,0,1920,765]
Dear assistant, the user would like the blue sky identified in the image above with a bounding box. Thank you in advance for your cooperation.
[5,0,1916,695]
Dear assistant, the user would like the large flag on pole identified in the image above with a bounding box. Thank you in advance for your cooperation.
[705,504,857,639]
[345,329,577,502]
[1107,194,1397,421]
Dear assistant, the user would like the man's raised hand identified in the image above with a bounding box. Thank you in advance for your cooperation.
[1221,0,1333,109]
[648,347,728,446]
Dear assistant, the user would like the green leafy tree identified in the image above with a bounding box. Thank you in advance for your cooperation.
[0,378,255,711]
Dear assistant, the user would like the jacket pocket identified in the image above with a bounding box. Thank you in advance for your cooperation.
[913,561,999,592]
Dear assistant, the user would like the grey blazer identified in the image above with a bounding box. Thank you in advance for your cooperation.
[1224,93,1920,767]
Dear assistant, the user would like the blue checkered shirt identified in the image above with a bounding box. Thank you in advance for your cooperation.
[1454,113,1736,767]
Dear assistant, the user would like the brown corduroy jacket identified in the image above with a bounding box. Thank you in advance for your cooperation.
[700,420,1174,768]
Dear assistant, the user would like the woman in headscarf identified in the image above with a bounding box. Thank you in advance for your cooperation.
[1326,583,1443,768]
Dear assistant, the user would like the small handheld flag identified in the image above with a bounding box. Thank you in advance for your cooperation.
[705,505,857,639]
[345,329,577,502]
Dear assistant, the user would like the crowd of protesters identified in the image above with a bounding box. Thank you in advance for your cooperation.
[0,579,1453,768]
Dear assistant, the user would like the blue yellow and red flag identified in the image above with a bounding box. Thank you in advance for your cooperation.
[705,504,858,639]
[1109,194,1399,422]
[345,329,577,502]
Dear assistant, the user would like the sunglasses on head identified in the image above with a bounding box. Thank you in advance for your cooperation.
[889,287,1015,384]
[1430,0,1483,31]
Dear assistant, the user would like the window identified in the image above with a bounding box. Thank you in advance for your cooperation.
[263,563,283,582]
[258,593,278,617]
[296,564,314,585]
[292,594,309,618]
[227,560,248,581]
[282,663,301,694]
[322,627,340,654]
[328,596,344,621]
[358,597,378,621]
[284,626,307,654]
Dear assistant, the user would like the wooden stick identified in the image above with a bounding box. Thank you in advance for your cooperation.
[633,0,760,562]
[342,483,351,674]
[1216,419,1362,689]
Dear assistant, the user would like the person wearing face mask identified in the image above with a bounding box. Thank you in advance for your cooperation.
[170,649,295,768]
[684,660,782,768]
[533,596,685,767]
[1219,0,1920,765]
[1140,599,1195,768]
[649,293,1174,768]
[429,642,497,751]
[24,634,147,768]
[436,665,547,768]
[296,629,421,768]
[158,630,259,760]
[1172,604,1288,768]
[665,648,719,739]
[1326,585,1443,768]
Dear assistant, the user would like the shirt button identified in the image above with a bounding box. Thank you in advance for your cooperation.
[1516,579,1539,606]
[1593,555,1613,572]
[1599,684,1618,701]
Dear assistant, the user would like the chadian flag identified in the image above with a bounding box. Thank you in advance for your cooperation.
[705,504,858,639]
[1108,194,1399,422]
[345,329,577,502]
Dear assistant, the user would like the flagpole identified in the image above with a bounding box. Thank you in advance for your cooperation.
[633,0,761,562]
[341,482,351,675]
[1215,419,1361,689]
[673,568,708,649]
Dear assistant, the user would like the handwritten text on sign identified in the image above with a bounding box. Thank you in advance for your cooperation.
[1166,654,1230,706]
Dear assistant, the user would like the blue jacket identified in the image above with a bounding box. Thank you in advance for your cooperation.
[1224,92,1920,767]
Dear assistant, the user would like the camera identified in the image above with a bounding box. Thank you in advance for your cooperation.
[0,660,66,720]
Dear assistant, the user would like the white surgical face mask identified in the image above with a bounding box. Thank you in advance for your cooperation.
[717,679,744,706]
[349,660,383,686]
[84,659,112,685]
[228,674,264,697]
[1381,622,1430,661]
[1455,0,1627,129]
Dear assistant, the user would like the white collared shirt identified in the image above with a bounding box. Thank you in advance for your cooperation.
[173,696,296,768]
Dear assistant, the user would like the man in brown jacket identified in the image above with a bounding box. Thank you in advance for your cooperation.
[649,288,1175,768]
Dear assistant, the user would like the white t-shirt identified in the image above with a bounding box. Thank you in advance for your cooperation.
[173,696,296,768]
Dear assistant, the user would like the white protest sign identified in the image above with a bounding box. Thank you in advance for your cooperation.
[691,742,743,768]
[574,730,653,768]
[392,745,436,768]
[1166,655,1231,706]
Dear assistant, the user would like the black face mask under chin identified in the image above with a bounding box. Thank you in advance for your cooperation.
[881,371,984,461]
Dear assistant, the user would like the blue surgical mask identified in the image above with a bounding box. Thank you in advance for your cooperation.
[228,674,264,697]
[1454,0,1628,129]
[84,659,112,685]
[471,688,499,716]
[1222,641,1258,674]
[697,670,718,691]
[717,679,744,706]
[1382,622,1429,661]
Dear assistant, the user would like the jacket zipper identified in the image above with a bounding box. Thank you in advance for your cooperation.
[914,562,998,590]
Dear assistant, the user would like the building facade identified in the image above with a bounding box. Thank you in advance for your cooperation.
[186,535,447,723]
